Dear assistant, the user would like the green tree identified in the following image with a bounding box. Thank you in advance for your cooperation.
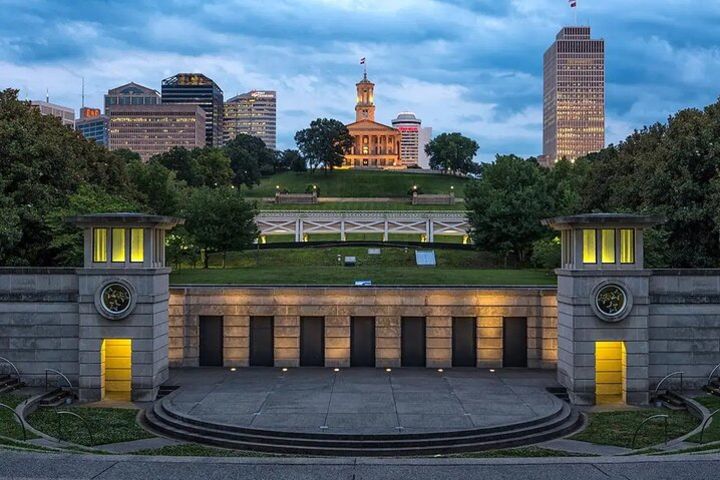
[425,132,479,175]
[294,118,353,173]
[0,88,129,265]
[46,184,140,266]
[465,155,552,263]
[184,187,258,268]
[224,134,274,188]
[192,147,233,187]
[154,147,199,186]
[128,160,185,215]
[285,149,307,172]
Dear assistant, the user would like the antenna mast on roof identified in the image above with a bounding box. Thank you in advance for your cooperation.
[81,77,85,108]
[45,88,49,103]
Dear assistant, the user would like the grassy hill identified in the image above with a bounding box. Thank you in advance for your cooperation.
[170,247,554,286]
[242,170,471,198]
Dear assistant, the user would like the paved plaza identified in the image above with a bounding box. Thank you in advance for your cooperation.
[166,367,563,435]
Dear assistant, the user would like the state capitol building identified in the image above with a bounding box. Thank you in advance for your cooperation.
[343,73,402,168]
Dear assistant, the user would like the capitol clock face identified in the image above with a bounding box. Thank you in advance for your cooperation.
[94,279,137,320]
[590,282,633,323]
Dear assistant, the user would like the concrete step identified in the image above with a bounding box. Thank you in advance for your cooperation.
[0,376,23,394]
[38,389,74,408]
[141,398,583,456]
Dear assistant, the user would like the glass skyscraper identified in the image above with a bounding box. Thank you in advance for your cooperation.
[161,73,224,148]
[542,26,605,167]
[224,90,277,149]
[75,107,108,146]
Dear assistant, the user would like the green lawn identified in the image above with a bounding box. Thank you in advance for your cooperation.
[257,202,467,211]
[689,395,720,443]
[242,170,471,198]
[134,443,277,457]
[27,406,153,446]
[571,408,698,450]
[0,394,36,440]
[171,247,552,285]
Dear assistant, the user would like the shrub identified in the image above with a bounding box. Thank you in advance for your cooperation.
[531,237,561,269]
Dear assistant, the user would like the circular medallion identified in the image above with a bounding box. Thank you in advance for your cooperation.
[590,281,632,323]
[94,279,137,320]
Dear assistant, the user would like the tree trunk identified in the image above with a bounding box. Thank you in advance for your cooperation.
[203,250,209,269]
[223,251,227,268]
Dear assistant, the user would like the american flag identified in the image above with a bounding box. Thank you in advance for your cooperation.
[360,57,366,65]
[569,0,577,7]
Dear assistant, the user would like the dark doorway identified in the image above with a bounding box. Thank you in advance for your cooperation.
[300,317,325,366]
[503,317,528,367]
[351,317,375,367]
[401,317,426,367]
[250,316,274,367]
[452,317,476,367]
[199,316,223,367]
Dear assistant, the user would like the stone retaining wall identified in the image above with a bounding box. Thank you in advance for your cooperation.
[167,286,559,369]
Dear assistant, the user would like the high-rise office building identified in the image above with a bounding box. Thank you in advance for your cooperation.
[104,82,161,113]
[161,73,223,148]
[107,104,206,161]
[75,107,109,146]
[542,26,605,167]
[31,100,74,127]
[391,112,432,168]
[224,90,277,149]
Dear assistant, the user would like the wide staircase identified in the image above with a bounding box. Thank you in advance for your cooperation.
[141,392,583,456]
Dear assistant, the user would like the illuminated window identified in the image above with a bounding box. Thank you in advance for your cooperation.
[601,229,615,264]
[620,229,635,264]
[130,228,144,263]
[112,228,126,263]
[583,229,596,264]
[93,228,107,262]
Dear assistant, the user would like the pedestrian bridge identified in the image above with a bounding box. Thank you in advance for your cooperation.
[256,210,470,243]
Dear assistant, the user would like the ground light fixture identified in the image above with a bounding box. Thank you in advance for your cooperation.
[489,369,496,373]
[282,367,288,372]
[437,368,444,373]
[230,367,237,372]
[333,368,340,372]
[385,368,392,372]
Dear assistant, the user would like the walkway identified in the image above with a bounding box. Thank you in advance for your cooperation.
[1,450,719,479]
[166,367,562,435]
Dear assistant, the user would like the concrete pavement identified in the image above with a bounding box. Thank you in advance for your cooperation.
[1,450,719,479]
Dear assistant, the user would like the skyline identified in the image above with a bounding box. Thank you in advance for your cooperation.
[1,0,719,162]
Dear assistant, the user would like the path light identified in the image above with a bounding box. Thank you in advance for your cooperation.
[385,368,392,372]
[437,368,444,373]
[489,369,495,373]
[333,368,340,372]
[282,367,288,372]
[230,367,237,372]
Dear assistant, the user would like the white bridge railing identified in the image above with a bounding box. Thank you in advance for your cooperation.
[256,210,470,242]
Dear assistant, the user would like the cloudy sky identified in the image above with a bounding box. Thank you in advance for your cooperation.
[1,0,719,162]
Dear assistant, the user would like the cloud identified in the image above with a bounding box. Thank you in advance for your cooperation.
[1,0,719,160]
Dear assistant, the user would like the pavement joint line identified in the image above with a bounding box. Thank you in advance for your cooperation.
[321,368,337,430]
[249,369,284,428]
[89,461,119,479]
[589,462,613,478]
[388,371,402,431]
[441,372,472,427]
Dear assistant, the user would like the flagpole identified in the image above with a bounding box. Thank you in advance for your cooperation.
[575,0,578,25]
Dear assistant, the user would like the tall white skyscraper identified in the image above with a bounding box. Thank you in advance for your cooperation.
[224,90,277,149]
[391,112,432,168]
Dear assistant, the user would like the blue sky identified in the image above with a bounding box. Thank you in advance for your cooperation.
[1,0,719,162]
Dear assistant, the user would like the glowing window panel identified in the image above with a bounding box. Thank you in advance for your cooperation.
[130,228,144,263]
[93,228,107,262]
[583,229,597,264]
[112,228,126,263]
[601,229,616,264]
[620,229,635,264]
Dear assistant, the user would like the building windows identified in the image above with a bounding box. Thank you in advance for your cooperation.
[112,228,126,263]
[130,228,144,263]
[93,228,108,263]
[601,229,615,264]
[583,229,597,264]
[620,229,635,264]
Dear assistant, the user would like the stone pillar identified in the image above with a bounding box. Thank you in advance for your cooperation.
[426,316,452,368]
[477,316,503,368]
[274,316,299,367]
[340,220,346,241]
[544,213,662,406]
[69,213,183,402]
[376,316,401,367]
[325,316,350,367]
[224,315,249,367]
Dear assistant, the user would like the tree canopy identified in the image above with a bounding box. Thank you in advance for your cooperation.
[224,133,274,188]
[294,118,353,173]
[425,132,480,175]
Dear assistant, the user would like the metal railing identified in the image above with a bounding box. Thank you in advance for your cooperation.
[654,371,684,396]
[707,364,720,387]
[699,409,720,444]
[44,369,73,392]
[0,357,21,382]
[631,414,669,449]
[55,410,94,445]
[0,402,27,441]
